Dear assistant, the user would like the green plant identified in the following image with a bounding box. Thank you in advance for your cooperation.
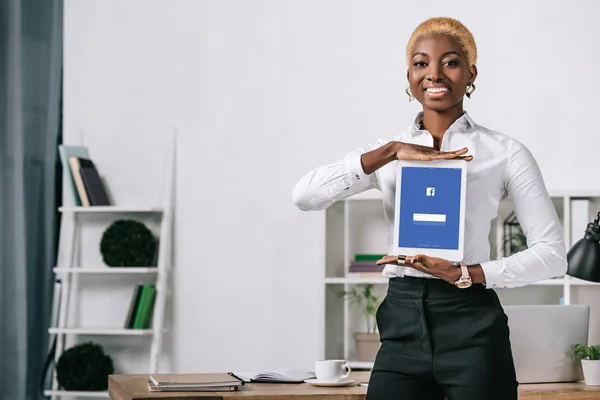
[100,219,158,267]
[573,344,600,360]
[502,229,527,256]
[342,284,382,334]
[56,342,114,390]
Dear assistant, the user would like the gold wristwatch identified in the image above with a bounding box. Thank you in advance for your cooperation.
[453,262,472,289]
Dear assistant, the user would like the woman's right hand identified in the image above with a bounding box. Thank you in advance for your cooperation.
[394,141,473,162]
[360,141,473,175]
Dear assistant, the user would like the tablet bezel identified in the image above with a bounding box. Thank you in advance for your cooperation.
[392,159,467,262]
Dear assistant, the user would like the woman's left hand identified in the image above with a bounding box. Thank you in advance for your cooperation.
[376,254,461,284]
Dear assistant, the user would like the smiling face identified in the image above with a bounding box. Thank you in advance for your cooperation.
[407,34,477,113]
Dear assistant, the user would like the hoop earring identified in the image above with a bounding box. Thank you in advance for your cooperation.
[405,87,415,102]
[466,83,476,99]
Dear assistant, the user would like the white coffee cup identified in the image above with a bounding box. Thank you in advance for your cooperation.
[314,359,352,382]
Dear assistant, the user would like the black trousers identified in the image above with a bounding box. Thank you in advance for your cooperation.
[366,276,518,400]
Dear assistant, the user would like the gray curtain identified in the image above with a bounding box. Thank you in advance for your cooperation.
[0,0,63,399]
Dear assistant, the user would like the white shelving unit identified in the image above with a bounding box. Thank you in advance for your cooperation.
[48,328,155,336]
[46,135,176,399]
[52,267,159,275]
[58,206,164,213]
[323,188,600,367]
[44,390,109,399]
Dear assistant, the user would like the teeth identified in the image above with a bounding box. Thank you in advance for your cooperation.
[426,87,448,93]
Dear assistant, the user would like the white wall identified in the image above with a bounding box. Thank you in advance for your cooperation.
[63,0,600,374]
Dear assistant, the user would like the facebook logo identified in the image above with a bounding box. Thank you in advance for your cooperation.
[426,187,435,196]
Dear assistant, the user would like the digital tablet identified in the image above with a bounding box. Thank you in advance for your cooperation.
[392,160,467,262]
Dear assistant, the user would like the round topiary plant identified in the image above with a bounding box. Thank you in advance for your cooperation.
[100,219,158,267]
[56,342,114,391]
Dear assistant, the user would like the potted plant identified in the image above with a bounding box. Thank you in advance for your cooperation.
[573,344,600,385]
[501,212,528,257]
[56,342,114,390]
[342,284,383,362]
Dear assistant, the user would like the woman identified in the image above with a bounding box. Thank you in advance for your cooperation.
[293,17,567,400]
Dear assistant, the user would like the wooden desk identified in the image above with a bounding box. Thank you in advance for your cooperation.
[109,371,600,400]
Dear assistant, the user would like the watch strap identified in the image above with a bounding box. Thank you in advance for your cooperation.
[459,262,469,279]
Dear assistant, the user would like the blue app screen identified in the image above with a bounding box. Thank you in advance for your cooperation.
[398,166,462,250]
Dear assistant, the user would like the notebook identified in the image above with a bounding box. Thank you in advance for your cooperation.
[231,369,315,383]
[147,381,239,392]
[148,373,244,392]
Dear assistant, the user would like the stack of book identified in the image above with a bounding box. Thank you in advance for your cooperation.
[124,285,156,329]
[348,254,386,277]
[148,374,245,392]
[58,145,111,206]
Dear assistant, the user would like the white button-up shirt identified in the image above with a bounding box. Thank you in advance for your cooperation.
[293,112,567,289]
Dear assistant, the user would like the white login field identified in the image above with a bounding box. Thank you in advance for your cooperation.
[413,213,447,223]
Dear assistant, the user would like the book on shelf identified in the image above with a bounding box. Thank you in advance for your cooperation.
[124,285,144,329]
[354,254,386,261]
[351,272,384,279]
[148,373,244,392]
[77,157,111,206]
[348,258,384,278]
[59,144,111,206]
[42,280,62,390]
[348,260,384,273]
[134,285,156,329]
[58,145,90,206]
[124,284,156,329]
[68,157,91,206]
[231,369,314,383]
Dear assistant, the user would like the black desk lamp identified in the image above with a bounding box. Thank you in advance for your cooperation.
[567,211,600,282]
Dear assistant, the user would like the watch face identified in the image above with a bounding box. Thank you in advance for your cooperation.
[456,280,472,289]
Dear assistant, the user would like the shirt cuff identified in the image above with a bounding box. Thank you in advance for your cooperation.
[343,154,369,183]
[479,260,503,289]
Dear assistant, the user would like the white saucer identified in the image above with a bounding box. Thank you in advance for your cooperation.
[303,378,356,387]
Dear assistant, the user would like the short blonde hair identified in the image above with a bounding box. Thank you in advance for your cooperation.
[406,17,477,67]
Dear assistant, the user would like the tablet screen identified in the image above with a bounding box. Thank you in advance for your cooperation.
[398,166,462,250]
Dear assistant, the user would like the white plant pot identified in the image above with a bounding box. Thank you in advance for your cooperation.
[582,360,600,386]
[353,332,380,362]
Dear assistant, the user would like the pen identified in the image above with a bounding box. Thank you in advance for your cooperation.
[227,372,247,385]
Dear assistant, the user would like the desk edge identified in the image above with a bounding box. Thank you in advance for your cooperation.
[109,375,132,400]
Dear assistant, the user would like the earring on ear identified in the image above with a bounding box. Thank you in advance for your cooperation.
[405,87,415,102]
[466,83,476,99]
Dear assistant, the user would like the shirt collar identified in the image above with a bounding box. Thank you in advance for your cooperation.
[408,111,476,137]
